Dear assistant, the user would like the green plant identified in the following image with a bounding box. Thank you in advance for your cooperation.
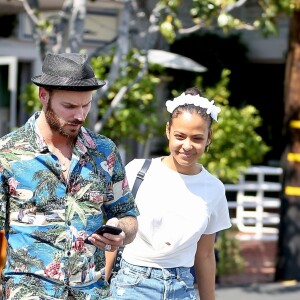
[215,227,245,276]
[203,102,270,183]
[19,83,41,113]
[91,48,164,146]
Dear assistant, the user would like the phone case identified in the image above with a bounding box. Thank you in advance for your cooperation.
[94,225,122,236]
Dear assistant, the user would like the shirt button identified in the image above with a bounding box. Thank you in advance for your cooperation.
[67,221,71,226]
[67,251,71,256]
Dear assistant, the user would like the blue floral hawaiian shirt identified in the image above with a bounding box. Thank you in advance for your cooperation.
[0,112,139,299]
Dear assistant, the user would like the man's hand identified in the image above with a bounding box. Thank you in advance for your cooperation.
[88,218,124,252]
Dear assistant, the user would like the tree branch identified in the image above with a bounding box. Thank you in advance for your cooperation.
[19,0,42,26]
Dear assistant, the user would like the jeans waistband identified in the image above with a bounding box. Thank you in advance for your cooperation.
[121,259,191,280]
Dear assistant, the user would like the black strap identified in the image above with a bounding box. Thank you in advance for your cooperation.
[131,159,152,197]
[110,159,152,279]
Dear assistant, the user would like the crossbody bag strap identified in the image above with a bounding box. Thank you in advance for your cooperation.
[131,158,152,197]
[111,158,152,278]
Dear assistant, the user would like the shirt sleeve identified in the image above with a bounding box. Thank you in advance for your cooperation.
[204,185,232,234]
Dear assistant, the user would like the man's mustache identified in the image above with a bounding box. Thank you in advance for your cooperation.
[67,121,83,125]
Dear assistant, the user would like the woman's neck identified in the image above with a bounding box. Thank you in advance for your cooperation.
[162,155,202,175]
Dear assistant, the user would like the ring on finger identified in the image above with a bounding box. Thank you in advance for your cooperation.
[104,244,112,251]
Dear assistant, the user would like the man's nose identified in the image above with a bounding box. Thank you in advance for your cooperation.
[74,107,85,121]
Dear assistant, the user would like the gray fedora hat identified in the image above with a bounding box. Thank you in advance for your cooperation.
[31,52,106,91]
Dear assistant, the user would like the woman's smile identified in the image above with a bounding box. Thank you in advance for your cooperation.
[178,151,194,158]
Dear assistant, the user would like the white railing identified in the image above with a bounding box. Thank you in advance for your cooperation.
[225,166,282,240]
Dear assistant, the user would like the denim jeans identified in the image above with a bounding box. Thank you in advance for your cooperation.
[110,259,197,300]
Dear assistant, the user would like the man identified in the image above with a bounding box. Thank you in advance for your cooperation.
[0,52,139,299]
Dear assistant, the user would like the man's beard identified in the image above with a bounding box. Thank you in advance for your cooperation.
[45,102,81,141]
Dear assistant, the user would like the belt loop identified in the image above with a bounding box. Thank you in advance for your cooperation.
[145,267,152,278]
[176,267,181,279]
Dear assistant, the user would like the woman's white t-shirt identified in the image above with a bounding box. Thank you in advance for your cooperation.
[122,157,232,268]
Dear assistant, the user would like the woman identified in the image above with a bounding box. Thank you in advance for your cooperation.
[110,87,232,300]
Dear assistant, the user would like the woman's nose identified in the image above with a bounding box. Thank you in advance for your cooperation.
[183,139,192,150]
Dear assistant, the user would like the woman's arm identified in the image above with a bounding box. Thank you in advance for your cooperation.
[194,233,216,300]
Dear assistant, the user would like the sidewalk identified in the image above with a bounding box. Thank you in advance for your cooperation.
[214,232,300,299]
[215,281,300,300]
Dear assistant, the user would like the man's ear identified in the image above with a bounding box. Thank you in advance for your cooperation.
[165,122,170,140]
[39,87,49,106]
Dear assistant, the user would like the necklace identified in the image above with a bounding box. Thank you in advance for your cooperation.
[47,145,71,172]
[59,157,71,182]
[42,134,74,179]
[60,155,71,172]
[61,161,68,172]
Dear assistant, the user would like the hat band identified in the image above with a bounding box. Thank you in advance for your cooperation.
[39,72,99,87]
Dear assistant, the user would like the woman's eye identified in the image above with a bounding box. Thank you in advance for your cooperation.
[175,135,184,140]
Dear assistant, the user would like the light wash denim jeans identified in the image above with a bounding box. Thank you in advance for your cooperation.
[110,259,197,300]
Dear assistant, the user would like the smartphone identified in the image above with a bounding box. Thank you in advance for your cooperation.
[93,224,122,236]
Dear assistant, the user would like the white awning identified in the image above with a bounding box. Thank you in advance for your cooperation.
[141,49,207,73]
